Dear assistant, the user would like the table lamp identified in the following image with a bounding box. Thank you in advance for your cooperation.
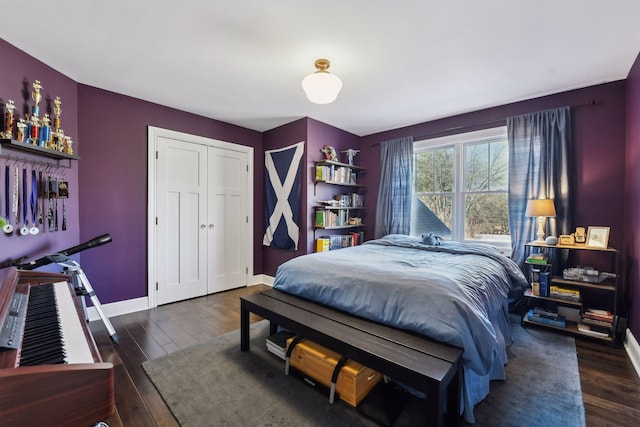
[525,199,557,242]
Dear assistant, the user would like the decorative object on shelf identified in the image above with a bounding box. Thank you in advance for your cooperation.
[320,145,337,161]
[30,80,43,146]
[3,100,16,139]
[31,80,43,117]
[1,81,75,156]
[574,226,586,244]
[341,148,359,165]
[525,198,556,242]
[545,235,558,245]
[586,226,610,249]
[558,234,575,246]
[301,58,342,104]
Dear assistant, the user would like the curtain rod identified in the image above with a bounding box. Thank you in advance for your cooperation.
[369,100,598,147]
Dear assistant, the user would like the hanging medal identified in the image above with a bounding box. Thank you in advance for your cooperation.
[47,174,54,231]
[29,169,39,235]
[2,165,13,234]
[20,167,29,235]
[58,176,68,231]
[50,174,58,232]
[38,170,44,228]
[12,166,19,232]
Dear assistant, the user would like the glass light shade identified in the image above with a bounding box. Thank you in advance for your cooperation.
[301,71,342,104]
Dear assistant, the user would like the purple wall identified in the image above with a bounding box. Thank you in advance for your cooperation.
[306,119,361,253]
[360,82,627,252]
[625,52,640,335]
[77,86,263,303]
[0,39,80,271]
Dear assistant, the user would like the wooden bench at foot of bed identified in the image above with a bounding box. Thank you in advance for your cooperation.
[240,288,462,427]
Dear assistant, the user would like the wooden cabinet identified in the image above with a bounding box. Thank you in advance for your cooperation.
[313,160,366,251]
[522,241,619,345]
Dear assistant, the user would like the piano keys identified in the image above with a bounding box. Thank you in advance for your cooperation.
[0,267,114,426]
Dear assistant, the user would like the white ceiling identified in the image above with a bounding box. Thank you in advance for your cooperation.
[2,1,639,136]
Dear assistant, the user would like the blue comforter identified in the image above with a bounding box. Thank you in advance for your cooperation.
[272,234,528,423]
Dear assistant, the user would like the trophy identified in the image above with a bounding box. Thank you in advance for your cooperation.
[29,114,40,146]
[64,136,73,155]
[4,100,15,139]
[53,96,62,131]
[16,119,26,143]
[40,114,52,147]
[32,80,43,118]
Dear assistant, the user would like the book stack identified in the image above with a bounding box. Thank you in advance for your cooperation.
[549,285,580,302]
[266,331,296,360]
[315,165,354,184]
[526,253,549,265]
[527,307,566,328]
[579,308,614,338]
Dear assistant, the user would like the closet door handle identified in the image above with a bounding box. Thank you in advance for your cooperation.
[209,224,214,228]
[200,224,206,229]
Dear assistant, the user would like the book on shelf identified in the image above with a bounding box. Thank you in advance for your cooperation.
[315,164,355,184]
[316,237,330,252]
[315,210,326,227]
[526,255,549,265]
[577,323,610,338]
[549,285,580,302]
[527,309,566,328]
[539,272,550,297]
[266,331,296,360]
[582,308,614,323]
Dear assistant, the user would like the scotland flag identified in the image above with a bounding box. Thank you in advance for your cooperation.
[263,141,304,250]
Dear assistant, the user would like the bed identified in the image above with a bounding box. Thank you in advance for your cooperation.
[272,234,528,423]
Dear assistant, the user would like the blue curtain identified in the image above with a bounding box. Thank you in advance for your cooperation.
[374,136,414,239]
[507,106,573,270]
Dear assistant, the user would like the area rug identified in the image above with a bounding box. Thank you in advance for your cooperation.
[142,316,585,426]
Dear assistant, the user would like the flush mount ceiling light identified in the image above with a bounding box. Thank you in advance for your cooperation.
[301,58,343,104]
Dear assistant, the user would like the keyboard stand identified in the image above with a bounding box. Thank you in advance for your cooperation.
[47,254,119,344]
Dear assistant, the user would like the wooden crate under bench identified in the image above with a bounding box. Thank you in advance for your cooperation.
[286,337,381,407]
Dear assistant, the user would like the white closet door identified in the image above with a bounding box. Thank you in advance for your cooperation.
[207,146,249,293]
[156,137,208,305]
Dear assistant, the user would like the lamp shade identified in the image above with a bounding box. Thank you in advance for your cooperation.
[525,199,556,217]
[302,59,342,104]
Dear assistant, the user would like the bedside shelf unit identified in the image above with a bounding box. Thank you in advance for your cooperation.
[314,160,366,251]
[522,241,620,345]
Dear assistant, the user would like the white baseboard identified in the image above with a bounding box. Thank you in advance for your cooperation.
[625,328,640,379]
[87,275,275,322]
[253,274,274,286]
[86,296,149,322]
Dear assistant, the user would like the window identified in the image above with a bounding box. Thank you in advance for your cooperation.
[411,127,510,249]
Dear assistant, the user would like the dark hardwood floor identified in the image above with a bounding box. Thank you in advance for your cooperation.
[91,285,640,426]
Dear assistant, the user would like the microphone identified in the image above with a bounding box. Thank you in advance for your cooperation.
[17,234,112,270]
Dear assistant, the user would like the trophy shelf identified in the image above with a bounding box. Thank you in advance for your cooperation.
[0,138,80,162]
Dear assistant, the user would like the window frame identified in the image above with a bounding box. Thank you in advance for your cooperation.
[413,126,510,250]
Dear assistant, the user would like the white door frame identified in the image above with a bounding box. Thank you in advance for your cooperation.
[147,126,254,309]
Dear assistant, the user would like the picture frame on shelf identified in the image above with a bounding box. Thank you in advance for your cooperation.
[586,226,610,248]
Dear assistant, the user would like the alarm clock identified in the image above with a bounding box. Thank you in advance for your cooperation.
[575,227,586,244]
